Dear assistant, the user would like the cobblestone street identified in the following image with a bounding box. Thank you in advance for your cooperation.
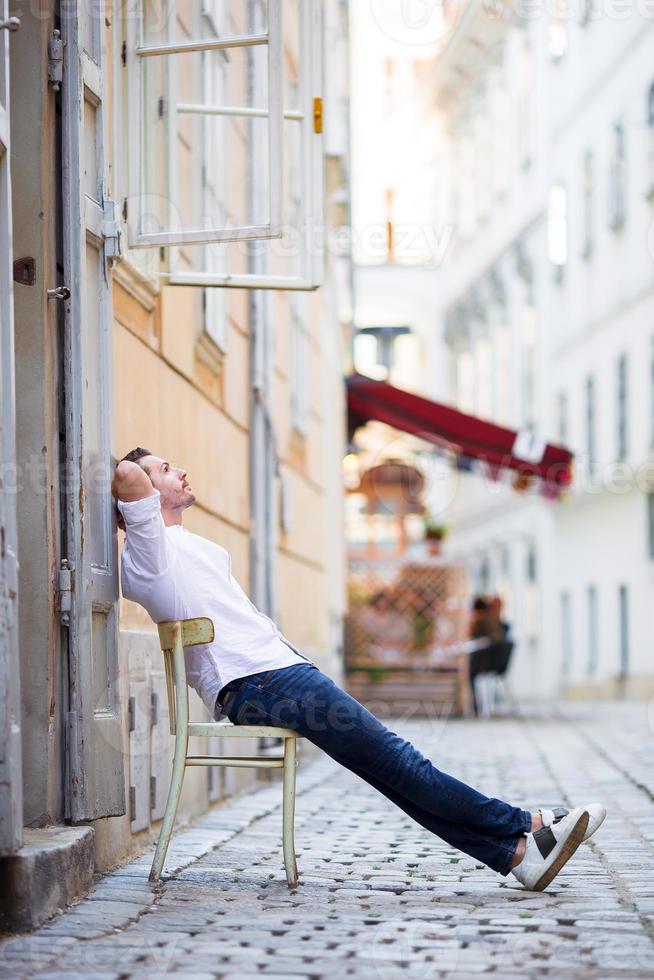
[2,701,654,979]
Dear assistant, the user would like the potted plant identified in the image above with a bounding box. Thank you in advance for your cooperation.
[423,517,447,555]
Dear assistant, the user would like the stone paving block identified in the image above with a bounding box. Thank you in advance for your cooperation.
[3,707,654,977]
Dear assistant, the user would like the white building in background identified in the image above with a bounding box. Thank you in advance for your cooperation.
[434,2,654,698]
[349,2,442,397]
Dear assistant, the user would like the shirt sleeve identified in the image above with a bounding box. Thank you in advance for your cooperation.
[117,489,172,581]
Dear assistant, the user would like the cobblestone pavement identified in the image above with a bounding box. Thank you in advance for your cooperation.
[2,700,654,979]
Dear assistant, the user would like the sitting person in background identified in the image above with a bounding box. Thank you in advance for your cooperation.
[468,595,513,716]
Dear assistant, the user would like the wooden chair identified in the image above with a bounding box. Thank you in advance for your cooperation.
[150,617,302,886]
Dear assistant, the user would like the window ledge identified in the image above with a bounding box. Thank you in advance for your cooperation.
[112,253,160,311]
[195,330,226,376]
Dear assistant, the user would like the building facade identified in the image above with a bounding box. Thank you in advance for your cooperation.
[433,1,654,699]
[0,0,351,926]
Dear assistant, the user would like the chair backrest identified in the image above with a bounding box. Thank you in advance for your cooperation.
[495,640,514,676]
[157,618,215,735]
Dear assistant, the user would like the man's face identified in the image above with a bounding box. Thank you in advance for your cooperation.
[141,455,196,512]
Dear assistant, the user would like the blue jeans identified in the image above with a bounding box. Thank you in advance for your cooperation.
[223,662,531,875]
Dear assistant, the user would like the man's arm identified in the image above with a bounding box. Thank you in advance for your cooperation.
[112,459,155,504]
[112,461,172,587]
[112,460,154,532]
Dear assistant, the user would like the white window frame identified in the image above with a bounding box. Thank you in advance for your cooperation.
[126,0,324,291]
[199,3,228,350]
[126,0,282,248]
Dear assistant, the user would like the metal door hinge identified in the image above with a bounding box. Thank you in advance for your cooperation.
[313,97,323,134]
[48,29,64,91]
[129,785,136,821]
[150,775,157,811]
[0,16,20,31]
[57,558,73,626]
[150,691,158,728]
[102,196,122,261]
[121,40,127,66]
[128,696,136,733]
[157,96,165,119]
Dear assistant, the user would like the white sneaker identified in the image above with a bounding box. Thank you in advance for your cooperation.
[511,807,590,891]
[537,803,606,842]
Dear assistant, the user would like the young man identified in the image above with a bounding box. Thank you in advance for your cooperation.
[112,448,606,891]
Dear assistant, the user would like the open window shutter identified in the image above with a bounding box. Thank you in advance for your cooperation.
[0,0,22,855]
[62,4,125,820]
[126,0,282,248]
[126,0,323,290]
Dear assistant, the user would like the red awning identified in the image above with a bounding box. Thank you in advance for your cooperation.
[346,373,573,493]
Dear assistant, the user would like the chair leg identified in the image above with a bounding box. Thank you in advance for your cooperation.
[282,737,298,888]
[475,674,491,719]
[149,734,187,882]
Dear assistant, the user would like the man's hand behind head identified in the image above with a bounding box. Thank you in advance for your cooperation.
[112,459,155,530]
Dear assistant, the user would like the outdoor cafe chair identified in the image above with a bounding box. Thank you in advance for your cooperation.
[150,617,302,887]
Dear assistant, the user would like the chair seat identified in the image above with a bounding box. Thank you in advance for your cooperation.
[187,721,301,739]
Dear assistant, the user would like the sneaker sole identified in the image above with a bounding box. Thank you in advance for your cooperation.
[532,809,589,891]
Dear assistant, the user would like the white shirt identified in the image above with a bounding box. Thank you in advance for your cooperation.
[117,489,313,713]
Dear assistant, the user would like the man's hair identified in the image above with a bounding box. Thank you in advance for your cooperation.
[121,447,153,473]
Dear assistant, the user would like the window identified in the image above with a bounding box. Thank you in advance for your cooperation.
[616,353,628,461]
[560,591,572,674]
[609,122,626,231]
[549,0,568,60]
[490,71,510,199]
[558,390,568,444]
[289,294,309,435]
[456,348,475,415]
[522,303,537,429]
[648,82,654,199]
[548,183,567,270]
[526,545,537,583]
[494,321,511,425]
[201,3,229,350]
[580,0,596,25]
[585,375,596,472]
[479,556,491,592]
[587,585,598,673]
[647,492,654,559]
[518,39,535,169]
[458,133,477,240]
[581,149,594,259]
[618,584,629,677]
[488,67,512,197]
[476,335,493,419]
[125,0,324,290]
